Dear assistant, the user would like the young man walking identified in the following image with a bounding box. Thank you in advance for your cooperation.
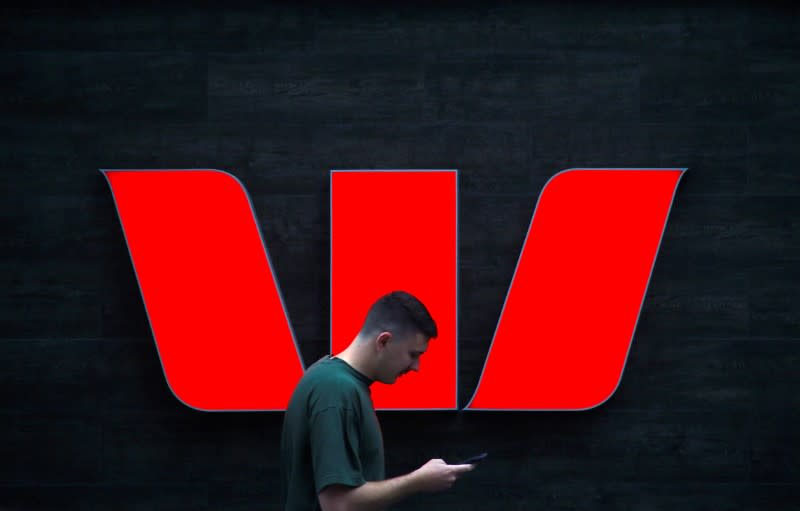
[280,291,474,510]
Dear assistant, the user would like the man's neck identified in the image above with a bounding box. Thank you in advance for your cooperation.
[334,341,375,380]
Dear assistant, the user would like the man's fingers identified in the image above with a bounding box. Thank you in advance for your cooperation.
[450,463,475,473]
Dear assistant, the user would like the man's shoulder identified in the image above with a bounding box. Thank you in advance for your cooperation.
[295,357,363,399]
[303,356,346,381]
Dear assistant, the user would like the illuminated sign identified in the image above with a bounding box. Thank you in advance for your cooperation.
[103,168,685,411]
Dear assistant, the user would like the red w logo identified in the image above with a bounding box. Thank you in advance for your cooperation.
[102,168,685,412]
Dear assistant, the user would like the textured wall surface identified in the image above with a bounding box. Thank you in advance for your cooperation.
[1,4,798,510]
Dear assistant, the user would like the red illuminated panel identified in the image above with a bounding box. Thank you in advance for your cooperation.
[331,171,457,410]
[103,169,304,411]
[466,169,685,410]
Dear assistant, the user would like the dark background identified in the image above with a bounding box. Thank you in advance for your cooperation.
[2,3,799,510]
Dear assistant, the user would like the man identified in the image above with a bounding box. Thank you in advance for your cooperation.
[280,290,474,511]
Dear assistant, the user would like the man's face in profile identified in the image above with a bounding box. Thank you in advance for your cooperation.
[376,331,428,384]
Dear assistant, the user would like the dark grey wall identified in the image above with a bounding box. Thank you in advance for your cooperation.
[2,4,798,510]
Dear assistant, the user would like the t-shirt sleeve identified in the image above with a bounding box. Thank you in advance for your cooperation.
[309,405,365,493]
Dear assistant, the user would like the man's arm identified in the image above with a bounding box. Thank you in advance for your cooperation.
[318,459,474,511]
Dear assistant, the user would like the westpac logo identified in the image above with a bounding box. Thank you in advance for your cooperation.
[102,168,685,412]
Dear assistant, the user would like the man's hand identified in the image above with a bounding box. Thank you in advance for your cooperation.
[318,459,474,511]
[411,458,474,492]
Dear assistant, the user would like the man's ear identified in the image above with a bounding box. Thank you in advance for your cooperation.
[375,331,392,352]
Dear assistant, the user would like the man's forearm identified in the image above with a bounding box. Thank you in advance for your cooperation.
[337,471,421,511]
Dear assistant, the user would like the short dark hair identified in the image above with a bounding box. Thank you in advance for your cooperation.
[359,290,438,341]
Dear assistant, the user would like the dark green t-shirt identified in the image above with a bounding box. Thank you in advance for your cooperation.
[280,355,385,511]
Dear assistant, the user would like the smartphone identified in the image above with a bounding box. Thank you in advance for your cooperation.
[458,452,488,465]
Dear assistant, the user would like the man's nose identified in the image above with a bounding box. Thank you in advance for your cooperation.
[410,359,420,372]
